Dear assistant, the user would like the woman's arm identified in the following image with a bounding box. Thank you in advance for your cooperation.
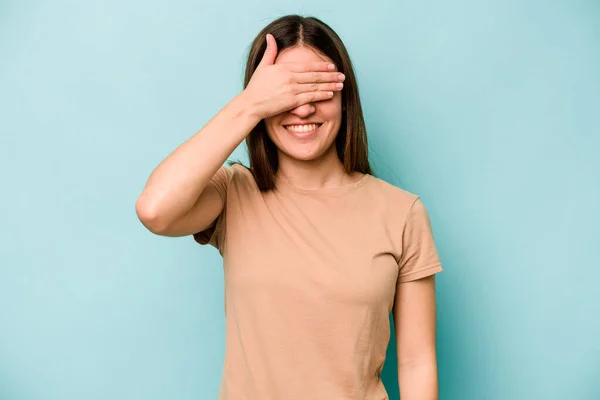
[393,274,440,400]
[135,93,260,236]
[135,34,344,236]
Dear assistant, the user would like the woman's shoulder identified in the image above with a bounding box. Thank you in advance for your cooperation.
[365,176,435,232]
[367,175,420,208]
[220,162,259,190]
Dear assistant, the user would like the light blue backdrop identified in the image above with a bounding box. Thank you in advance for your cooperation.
[1,0,598,399]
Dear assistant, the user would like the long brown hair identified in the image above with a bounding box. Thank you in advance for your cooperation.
[237,15,373,191]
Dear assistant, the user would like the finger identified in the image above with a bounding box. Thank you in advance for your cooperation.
[295,82,344,94]
[258,33,278,67]
[296,90,335,105]
[293,71,345,84]
[289,61,336,73]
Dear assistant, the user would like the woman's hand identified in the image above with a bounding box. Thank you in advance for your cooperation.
[242,33,345,120]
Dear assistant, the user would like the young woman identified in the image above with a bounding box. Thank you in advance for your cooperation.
[136,15,443,400]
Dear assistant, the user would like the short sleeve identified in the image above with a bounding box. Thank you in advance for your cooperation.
[397,198,443,283]
[192,166,233,250]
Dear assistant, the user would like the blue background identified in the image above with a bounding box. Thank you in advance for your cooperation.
[1,0,599,399]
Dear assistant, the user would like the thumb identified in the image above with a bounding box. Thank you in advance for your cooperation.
[258,33,278,66]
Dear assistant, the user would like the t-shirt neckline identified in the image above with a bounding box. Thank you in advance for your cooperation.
[275,173,372,195]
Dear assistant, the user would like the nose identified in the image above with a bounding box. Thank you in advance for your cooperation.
[289,102,316,118]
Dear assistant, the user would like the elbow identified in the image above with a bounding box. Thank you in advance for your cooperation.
[135,194,170,235]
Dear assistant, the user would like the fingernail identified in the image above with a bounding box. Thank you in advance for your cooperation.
[328,63,335,70]
[338,74,345,81]
[336,83,344,89]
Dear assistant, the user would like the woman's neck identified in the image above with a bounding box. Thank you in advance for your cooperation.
[275,148,361,191]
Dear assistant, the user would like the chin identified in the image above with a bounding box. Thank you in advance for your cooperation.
[278,142,334,162]
[288,152,322,162]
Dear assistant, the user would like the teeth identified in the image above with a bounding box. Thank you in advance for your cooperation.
[286,124,318,133]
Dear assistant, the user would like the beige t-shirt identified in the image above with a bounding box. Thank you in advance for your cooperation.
[194,164,443,400]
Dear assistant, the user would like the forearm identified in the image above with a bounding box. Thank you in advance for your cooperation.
[136,92,259,227]
[398,360,439,400]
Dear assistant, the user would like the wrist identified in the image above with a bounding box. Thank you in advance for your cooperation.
[232,90,263,125]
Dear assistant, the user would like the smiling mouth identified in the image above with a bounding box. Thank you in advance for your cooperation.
[283,123,323,137]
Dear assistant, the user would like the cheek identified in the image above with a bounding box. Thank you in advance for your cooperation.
[324,92,342,115]
[264,118,283,141]
[321,100,343,126]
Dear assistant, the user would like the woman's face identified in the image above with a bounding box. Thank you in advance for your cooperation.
[264,46,343,162]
